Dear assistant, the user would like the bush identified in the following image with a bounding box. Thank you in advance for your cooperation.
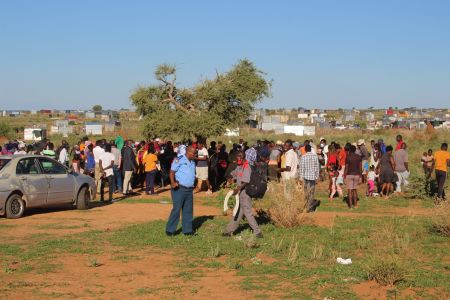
[264,181,310,228]
[240,230,259,249]
[407,172,436,199]
[431,201,450,236]
[366,256,407,286]
[0,122,12,138]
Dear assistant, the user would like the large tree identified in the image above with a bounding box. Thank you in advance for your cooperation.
[130,59,271,140]
[92,105,102,112]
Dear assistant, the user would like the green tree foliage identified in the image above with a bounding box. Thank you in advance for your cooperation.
[130,59,271,140]
[92,105,102,112]
[0,122,12,138]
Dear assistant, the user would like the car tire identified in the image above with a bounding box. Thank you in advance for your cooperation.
[6,194,25,219]
[77,186,90,210]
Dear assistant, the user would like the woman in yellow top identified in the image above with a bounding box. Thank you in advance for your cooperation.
[143,143,159,195]
[434,143,450,200]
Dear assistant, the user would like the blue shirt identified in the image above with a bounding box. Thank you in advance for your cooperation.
[171,155,196,187]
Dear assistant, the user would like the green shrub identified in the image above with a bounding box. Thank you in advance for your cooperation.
[241,230,259,249]
[0,122,12,138]
[366,257,407,286]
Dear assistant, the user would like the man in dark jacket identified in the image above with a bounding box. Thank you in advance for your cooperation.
[122,140,137,195]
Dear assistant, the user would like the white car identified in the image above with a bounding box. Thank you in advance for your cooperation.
[0,155,96,219]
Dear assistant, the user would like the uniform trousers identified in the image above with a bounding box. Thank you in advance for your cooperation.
[166,186,194,234]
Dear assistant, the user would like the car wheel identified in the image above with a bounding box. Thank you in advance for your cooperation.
[77,186,90,210]
[6,194,25,219]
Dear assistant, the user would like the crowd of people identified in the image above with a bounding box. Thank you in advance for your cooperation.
[1,134,449,237]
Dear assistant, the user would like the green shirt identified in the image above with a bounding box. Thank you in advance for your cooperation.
[115,136,124,151]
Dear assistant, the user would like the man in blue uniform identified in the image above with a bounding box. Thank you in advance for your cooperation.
[166,145,197,236]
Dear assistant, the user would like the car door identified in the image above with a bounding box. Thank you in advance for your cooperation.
[37,157,75,204]
[15,157,48,207]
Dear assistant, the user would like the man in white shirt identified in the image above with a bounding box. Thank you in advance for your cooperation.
[279,140,298,181]
[58,145,69,166]
[93,140,105,194]
[99,143,115,202]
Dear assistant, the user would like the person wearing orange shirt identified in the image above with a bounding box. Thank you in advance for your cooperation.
[300,140,310,156]
[434,143,450,200]
[143,143,159,195]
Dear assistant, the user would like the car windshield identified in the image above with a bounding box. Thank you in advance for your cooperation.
[0,158,11,171]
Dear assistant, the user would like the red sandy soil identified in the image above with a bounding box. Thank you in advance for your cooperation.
[0,190,438,299]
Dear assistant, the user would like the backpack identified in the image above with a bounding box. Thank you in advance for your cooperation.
[245,163,268,199]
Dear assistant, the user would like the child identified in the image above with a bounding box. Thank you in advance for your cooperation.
[367,166,378,197]
[329,165,340,199]
[421,149,434,179]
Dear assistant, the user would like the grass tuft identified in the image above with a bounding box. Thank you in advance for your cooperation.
[431,201,450,236]
[241,230,259,249]
[366,256,407,286]
[263,182,310,228]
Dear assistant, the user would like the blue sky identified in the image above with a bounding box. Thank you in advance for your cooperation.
[1,0,449,110]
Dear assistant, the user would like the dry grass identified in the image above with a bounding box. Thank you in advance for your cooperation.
[262,181,311,228]
[431,200,450,236]
[287,236,299,265]
[366,256,407,286]
[371,220,411,254]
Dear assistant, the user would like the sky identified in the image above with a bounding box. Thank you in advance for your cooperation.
[1,0,449,110]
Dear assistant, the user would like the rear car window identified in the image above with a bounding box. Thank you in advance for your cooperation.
[37,158,67,174]
[0,158,11,171]
[16,158,41,175]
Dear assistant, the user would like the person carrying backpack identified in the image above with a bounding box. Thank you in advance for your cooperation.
[222,150,263,238]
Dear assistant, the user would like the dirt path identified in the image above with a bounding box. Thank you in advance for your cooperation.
[0,247,251,299]
[0,191,434,239]
[0,201,221,241]
[0,193,437,299]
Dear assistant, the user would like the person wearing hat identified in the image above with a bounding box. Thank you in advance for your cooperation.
[357,139,370,183]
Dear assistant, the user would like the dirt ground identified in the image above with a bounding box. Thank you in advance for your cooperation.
[0,189,439,299]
